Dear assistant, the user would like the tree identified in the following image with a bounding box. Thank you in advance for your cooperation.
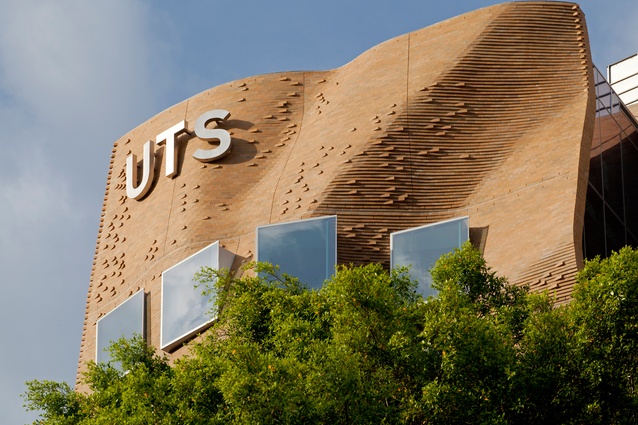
[24,335,177,424]
[568,246,638,424]
[24,243,638,424]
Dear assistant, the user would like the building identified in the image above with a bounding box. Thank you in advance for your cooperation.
[77,1,638,380]
[608,54,638,110]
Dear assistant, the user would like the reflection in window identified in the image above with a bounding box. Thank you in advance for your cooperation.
[584,67,638,259]
[256,215,337,289]
[391,216,469,297]
[161,242,235,351]
[96,289,145,365]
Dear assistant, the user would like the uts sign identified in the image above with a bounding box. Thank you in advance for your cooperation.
[126,109,232,200]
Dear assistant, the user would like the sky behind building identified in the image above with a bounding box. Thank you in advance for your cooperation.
[0,1,636,422]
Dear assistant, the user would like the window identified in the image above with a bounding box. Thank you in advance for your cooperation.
[96,289,145,365]
[161,241,235,351]
[391,216,469,297]
[256,215,337,289]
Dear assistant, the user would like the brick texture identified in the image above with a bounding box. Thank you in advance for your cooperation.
[77,1,594,385]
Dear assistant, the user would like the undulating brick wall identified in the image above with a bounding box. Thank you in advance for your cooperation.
[77,1,595,386]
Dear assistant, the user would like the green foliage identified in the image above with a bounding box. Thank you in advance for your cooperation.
[569,247,638,424]
[24,244,638,424]
[23,380,82,425]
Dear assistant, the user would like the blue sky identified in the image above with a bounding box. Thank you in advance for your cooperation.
[0,1,636,422]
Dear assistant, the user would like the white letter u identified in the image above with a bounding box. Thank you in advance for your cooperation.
[126,140,155,200]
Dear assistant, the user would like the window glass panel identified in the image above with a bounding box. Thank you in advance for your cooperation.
[596,96,611,117]
[583,185,606,259]
[596,69,613,115]
[611,91,621,114]
[256,215,337,290]
[590,98,605,194]
[605,205,627,255]
[586,66,638,259]
[623,130,638,238]
[616,106,635,135]
[96,290,144,365]
[391,216,469,298]
[601,133,625,220]
[161,242,234,351]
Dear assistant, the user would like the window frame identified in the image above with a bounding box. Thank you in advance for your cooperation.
[390,216,469,296]
[95,289,145,364]
[255,215,337,289]
[160,241,234,351]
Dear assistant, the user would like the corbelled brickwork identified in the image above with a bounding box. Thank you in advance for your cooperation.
[78,1,595,383]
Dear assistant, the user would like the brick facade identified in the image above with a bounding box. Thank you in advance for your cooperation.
[77,1,594,383]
